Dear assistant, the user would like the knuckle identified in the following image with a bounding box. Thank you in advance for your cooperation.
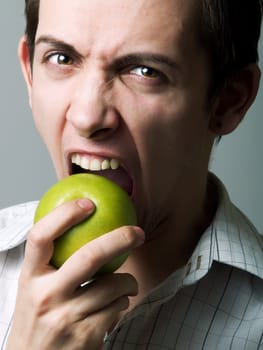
[27,227,48,249]
[121,226,138,246]
[54,200,93,234]
[63,200,82,220]
[76,322,101,349]
[52,309,71,330]
[44,309,73,339]
[78,244,102,270]
[18,269,31,288]
[32,302,75,342]
[31,287,55,317]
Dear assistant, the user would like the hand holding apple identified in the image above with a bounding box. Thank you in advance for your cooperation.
[34,173,137,274]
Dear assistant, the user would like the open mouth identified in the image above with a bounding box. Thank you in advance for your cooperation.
[71,154,133,196]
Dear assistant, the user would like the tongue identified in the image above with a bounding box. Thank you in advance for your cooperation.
[93,168,133,195]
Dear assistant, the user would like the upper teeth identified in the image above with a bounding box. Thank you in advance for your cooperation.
[71,154,120,171]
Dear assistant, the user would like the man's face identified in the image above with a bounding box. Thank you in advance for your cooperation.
[23,0,215,234]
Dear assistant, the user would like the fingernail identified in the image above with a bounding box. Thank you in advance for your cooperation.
[77,199,94,213]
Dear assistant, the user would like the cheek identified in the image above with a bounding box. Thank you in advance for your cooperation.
[30,82,66,174]
[116,87,210,184]
[32,92,56,142]
[116,88,198,152]
[116,90,186,181]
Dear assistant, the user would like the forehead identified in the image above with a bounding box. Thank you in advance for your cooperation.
[37,0,201,57]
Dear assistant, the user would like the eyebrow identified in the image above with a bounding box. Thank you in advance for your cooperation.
[111,53,179,72]
[35,35,179,71]
[35,35,85,60]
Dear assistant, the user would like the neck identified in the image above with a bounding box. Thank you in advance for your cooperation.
[118,174,218,309]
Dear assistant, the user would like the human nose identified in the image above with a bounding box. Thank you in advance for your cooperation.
[66,72,119,139]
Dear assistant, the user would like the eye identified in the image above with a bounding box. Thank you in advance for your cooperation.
[120,63,170,91]
[130,66,161,79]
[47,53,74,66]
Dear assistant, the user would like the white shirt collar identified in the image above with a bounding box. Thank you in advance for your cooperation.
[184,175,263,282]
[0,201,38,251]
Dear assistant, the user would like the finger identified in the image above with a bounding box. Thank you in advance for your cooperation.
[68,273,138,320]
[77,296,130,348]
[24,199,94,274]
[57,225,145,292]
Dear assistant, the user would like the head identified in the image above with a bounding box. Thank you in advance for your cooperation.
[19,0,262,238]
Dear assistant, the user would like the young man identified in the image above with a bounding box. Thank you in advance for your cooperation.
[1,0,263,348]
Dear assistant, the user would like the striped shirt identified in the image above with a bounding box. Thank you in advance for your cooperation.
[0,176,263,349]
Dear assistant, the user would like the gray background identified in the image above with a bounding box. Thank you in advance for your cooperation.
[0,3,262,233]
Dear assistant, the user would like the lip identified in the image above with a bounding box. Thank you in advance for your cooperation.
[65,150,135,197]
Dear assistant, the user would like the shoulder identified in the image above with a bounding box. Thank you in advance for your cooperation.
[0,201,38,251]
[209,173,263,279]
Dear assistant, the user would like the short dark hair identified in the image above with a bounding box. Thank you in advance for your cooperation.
[200,0,263,95]
[24,0,39,64]
[24,0,263,95]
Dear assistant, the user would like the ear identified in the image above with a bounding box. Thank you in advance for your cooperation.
[209,64,261,135]
[18,35,33,108]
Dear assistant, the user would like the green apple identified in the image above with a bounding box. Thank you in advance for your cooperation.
[34,173,137,274]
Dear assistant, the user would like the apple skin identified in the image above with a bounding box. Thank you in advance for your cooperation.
[34,173,137,274]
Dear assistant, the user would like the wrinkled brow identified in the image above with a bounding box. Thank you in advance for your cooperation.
[35,35,179,71]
